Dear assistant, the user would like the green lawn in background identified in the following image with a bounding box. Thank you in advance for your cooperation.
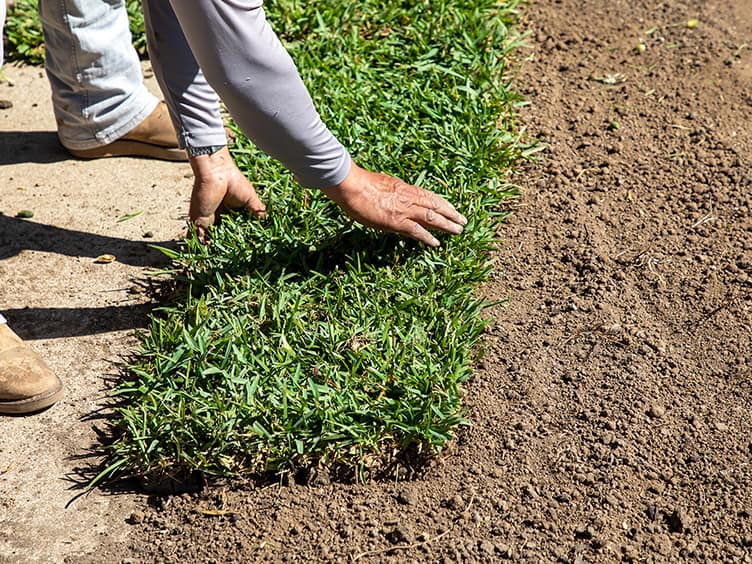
[6,0,528,483]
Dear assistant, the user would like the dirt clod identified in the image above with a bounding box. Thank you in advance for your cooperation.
[667,508,690,534]
[648,404,666,419]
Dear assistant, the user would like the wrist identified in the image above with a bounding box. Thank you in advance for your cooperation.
[321,162,363,201]
[186,144,226,158]
[189,145,232,177]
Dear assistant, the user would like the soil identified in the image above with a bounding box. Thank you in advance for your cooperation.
[2,0,752,562]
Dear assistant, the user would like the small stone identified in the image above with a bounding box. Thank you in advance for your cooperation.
[127,511,144,525]
[574,525,594,540]
[143,231,154,238]
[593,537,609,550]
[0,100,13,109]
[497,543,513,559]
[648,481,665,495]
[648,404,666,418]
[622,544,639,561]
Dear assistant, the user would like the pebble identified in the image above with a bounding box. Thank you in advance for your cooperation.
[593,537,609,550]
[648,404,666,418]
[127,511,144,525]
[622,545,640,560]
[648,481,665,494]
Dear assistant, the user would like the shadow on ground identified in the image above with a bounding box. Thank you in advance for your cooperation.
[0,130,69,165]
[4,304,155,339]
[0,214,175,266]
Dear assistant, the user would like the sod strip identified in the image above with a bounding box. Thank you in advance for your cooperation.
[104,0,525,481]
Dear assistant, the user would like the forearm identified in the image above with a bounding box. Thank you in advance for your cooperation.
[166,0,351,188]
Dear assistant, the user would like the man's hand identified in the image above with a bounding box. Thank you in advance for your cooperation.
[189,146,266,241]
[320,162,468,247]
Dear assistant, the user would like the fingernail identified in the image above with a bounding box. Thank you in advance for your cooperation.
[459,214,468,226]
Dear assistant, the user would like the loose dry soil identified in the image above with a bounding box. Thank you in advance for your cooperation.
[2,0,752,562]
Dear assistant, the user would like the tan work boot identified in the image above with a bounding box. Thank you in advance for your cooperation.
[0,323,63,415]
[65,101,188,162]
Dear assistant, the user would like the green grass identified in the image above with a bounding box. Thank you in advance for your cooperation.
[85,0,526,483]
[3,0,147,65]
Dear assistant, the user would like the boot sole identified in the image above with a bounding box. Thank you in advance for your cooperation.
[67,140,188,162]
[0,383,64,415]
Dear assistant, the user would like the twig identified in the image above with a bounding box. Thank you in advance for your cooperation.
[197,508,237,517]
[689,211,716,229]
[353,492,477,561]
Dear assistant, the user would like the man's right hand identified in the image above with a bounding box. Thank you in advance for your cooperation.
[320,162,468,247]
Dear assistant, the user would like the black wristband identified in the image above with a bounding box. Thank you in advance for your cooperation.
[186,145,225,158]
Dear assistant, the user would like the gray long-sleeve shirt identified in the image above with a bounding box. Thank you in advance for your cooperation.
[143,0,351,188]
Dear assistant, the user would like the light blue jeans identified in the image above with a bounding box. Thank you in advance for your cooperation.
[37,0,159,150]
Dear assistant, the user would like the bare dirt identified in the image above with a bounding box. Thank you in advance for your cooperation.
[3,0,752,562]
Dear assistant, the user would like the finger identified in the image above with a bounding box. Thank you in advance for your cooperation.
[408,185,468,225]
[196,225,210,245]
[415,207,465,235]
[191,218,212,245]
[241,189,267,219]
[400,219,440,247]
[427,195,468,226]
